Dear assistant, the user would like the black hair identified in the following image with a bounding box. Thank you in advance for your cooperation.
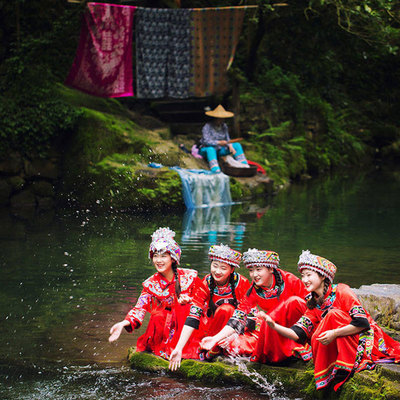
[172,261,181,298]
[273,268,283,299]
[246,281,256,297]
[307,275,331,309]
[229,272,238,309]
[207,275,217,317]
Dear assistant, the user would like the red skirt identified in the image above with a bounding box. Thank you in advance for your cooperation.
[224,325,260,357]
[251,296,311,363]
[311,309,400,391]
[136,302,200,359]
[186,303,237,358]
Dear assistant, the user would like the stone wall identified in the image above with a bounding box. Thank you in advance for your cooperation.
[0,152,59,219]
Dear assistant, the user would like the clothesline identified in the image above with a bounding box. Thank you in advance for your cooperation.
[65,3,256,99]
[67,1,259,9]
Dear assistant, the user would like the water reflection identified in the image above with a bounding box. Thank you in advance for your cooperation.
[182,205,246,249]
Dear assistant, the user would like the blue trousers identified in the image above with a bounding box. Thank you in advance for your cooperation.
[199,143,248,172]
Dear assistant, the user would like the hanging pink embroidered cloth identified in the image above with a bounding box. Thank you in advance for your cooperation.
[65,2,136,98]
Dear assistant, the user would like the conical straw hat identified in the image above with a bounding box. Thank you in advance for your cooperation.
[205,104,234,118]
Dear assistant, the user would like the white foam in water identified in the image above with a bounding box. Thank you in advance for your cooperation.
[222,347,286,400]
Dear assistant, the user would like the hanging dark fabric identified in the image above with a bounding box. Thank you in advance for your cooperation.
[135,8,192,99]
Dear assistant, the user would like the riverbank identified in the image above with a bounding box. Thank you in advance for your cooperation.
[0,85,276,218]
[128,351,400,400]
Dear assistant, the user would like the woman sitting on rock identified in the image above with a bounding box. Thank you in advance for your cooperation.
[200,105,249,173]
[108,227,203,360]
[169,244,256,370]
[200,248,311,363]
[264,250,400,391]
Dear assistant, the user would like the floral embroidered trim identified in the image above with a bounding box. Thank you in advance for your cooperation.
[349,305,367,319]
[188,304,203,320]
[142,268,198,297]
[125,292,151,325]
[228,309,247,334]
[180,268,198,291]
[294,316,314,336]
[254,277,285,299]
[292,343,313,361]
[378,337,390,355]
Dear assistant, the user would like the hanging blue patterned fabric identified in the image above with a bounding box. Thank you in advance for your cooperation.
[135,8,192,98]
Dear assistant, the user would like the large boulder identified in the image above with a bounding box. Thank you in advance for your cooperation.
[24,158,59,180]
[353,284,400,333]
[0,152,23,175]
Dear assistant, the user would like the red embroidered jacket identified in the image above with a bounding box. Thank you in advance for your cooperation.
[124,268,201,331]
[227,269,307,334]
[185,271,250,329]
[291,283,370,344]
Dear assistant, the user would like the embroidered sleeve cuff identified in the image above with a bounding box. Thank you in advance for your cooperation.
[350,317,370,329]
[227,318,245,335]
[124,318,140,333]
[246,318,256,331]
[185,316,200,330]
[291,325,307,345]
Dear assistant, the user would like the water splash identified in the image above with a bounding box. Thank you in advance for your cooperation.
[224,354,283,398]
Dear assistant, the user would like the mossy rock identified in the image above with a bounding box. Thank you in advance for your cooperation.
[67,161,183,211]
[127,349,400,400]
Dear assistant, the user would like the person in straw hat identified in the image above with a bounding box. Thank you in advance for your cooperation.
[200,104,249,173]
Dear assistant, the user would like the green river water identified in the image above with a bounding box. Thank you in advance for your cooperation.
[0,168,399,399]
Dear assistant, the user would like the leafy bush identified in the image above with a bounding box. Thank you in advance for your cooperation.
[0,30,82,157]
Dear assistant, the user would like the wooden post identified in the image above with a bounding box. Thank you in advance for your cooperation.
[16,0,21,49]
[232,78,240,138]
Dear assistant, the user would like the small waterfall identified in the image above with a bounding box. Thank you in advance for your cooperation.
[171,167,233,209]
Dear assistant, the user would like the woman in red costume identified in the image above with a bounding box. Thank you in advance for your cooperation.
[169,244,254,370]
[108,227,203,360]
[201,248,311,363]
[265,250,400,391]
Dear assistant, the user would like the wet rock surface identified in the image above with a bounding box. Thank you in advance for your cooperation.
[128,286,400,399]
[354,284,400,334]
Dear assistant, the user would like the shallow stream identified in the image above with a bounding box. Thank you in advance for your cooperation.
[1,169,399,399]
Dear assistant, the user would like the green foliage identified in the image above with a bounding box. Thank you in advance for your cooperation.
[0,3,82,158]
[248,121,307,182]
[254,62,306,124]
[0,33,82,157]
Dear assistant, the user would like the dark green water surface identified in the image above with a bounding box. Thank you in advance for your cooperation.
[0,169,399,399]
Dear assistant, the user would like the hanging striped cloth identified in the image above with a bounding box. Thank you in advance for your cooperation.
[189,7,247,97]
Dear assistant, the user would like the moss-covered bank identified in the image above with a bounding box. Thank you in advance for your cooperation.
[55,85,273,212]
[128,350,400,400]
[0,84,275,215]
